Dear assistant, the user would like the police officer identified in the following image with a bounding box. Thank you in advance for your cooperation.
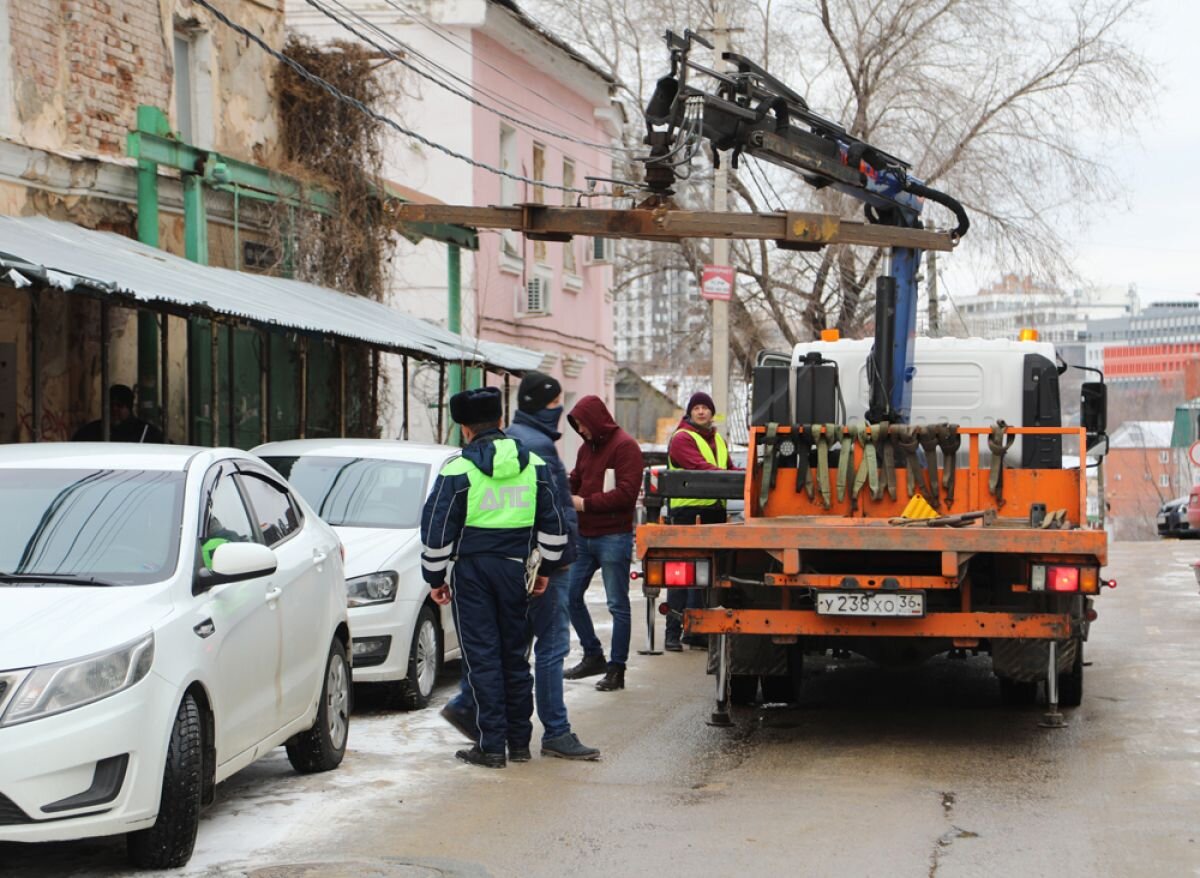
[420,387,569,768]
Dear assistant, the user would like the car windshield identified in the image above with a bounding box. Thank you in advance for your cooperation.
[263,456,430,529]
[0,468,186,585]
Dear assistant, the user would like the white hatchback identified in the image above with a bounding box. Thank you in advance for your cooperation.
[0,444,350,868]
[254,439,460,709]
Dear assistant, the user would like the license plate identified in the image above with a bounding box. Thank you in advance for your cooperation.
[816,591,925,617]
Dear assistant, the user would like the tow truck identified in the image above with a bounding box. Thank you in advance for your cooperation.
[394,31,1111,727]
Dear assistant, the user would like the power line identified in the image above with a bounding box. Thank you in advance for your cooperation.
[306,0,634,158]
[191,0,596,195]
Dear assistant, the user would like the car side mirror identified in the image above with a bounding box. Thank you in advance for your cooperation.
[195,542,277,592]
[1081,381,1107,449]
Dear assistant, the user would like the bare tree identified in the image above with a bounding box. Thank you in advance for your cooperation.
[530,0,1152,376]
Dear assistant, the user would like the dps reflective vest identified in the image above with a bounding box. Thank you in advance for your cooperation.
[668,427,730,508]
[419,432,569,586]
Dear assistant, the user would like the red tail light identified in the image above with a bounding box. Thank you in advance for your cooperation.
[665,561,695,586]
[1047,565,1080,592]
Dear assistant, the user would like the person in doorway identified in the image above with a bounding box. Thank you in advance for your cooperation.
[72,384,164,443]
[563,395,642,692]
[440,372,601,761]
[420,386,569,768]
[664,391,740,651]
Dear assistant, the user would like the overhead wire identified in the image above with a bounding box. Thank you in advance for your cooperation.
[191,0,598,195]
[305,0,637,159]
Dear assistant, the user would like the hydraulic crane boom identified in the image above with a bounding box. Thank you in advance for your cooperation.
[639,30,970,423]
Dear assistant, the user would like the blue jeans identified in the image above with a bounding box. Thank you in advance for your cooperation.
[450,566,573,743]
[566,532,632,667]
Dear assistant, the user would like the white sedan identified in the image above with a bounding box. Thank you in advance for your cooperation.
[254,439,460,709]
[0,444,350,868]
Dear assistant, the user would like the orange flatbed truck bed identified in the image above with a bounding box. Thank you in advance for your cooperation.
[636,424,1109,724]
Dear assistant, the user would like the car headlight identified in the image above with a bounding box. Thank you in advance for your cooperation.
[347,571,399,607]
[1,633,154,727]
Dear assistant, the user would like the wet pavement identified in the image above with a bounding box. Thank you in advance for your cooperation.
[3,539,1199,877]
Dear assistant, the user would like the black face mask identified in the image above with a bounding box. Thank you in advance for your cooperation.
[534,405,564,431]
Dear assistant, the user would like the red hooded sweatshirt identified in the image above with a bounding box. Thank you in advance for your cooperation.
[567,395,643,536]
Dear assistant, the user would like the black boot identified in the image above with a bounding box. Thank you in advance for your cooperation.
[664,630,683,651]
[564,653,607,679]
[595,666,625,691]
[455,746,506,768]
[508,743,532,763]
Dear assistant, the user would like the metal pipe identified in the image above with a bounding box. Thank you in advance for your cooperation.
[29,288,40,442]
[448,243,462,445]
[101,304,111,441]
[261,331,269,445]
[503,372,511,424]
[136,154,160,427]
[227,325,235,446]
[370,349,380,437]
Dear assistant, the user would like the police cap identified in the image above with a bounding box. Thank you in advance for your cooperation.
[449,386,502,425]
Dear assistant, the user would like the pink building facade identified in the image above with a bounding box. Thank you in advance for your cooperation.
[288,0,619,449]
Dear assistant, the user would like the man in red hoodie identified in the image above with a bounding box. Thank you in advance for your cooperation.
[664,391,740,651]
[562,395,643,692]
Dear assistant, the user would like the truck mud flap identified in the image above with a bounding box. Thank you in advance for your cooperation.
[992,638,1076,683]
[706,634,788,677]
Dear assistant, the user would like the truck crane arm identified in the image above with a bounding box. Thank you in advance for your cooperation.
[639,30,971,423]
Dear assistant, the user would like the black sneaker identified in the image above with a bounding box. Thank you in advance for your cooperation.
[455,746,505,769]
[509,745,532,763]
[664,634,683,652]
[541,732,601,761]
[439,704,477,742]
[564,653,607,679]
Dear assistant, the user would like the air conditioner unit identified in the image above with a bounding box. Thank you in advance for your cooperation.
[525,276,550,314]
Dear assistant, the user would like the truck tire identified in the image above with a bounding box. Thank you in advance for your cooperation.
[390,605,441,710]
[1057,640,1084,708]
[729,674,758,705]
[286,638,350,773]
[126,693,203,869]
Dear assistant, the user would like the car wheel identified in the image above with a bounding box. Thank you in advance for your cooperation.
[391,604,441,710]
[126,693,203,869]
[1057,640,1084,708]
[286,638,350,773]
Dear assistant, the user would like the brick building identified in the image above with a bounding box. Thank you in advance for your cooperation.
[1103,421,1191,540]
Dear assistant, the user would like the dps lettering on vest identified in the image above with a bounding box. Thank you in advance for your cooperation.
[439,439,544,530]
[669,427,729,509]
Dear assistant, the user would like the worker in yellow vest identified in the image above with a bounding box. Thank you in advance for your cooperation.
[664,392,740,651]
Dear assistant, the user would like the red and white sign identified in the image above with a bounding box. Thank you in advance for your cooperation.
[1189,440,1200,468]
[700,264,734,301]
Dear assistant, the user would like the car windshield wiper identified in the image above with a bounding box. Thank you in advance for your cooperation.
[0,572,122,587]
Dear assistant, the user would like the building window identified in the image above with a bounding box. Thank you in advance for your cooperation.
[1159,451,1169,463]
[532,143,547,263]
[1160,474,1171,488]
[499,125,520,260]
[174,32,194,144]
[173,27,214,148]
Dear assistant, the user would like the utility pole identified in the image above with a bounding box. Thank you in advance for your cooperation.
[926,226,940,337]
[709,11,734,427]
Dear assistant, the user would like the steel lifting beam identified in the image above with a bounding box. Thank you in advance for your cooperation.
[391,204,957,252]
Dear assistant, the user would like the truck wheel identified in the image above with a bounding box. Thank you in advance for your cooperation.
[998,677,1038,707]
[126,693,203,869]
[1057,640,1084,708]
[390,605,441,710]
[286,638,350,773]
[729,674,758,705]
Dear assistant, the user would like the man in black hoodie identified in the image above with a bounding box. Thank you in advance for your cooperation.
[420,387,569,768]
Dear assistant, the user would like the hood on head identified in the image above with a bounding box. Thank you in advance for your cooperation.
[567,395,618,444]
[462,431,529,479]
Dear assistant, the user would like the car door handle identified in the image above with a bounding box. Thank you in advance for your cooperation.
[312,549,328,565]
[193,618,215,639]
[265,586,282,603]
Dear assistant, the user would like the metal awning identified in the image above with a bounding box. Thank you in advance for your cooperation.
[0,215,541,372]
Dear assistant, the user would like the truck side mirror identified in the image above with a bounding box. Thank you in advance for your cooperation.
[1081,381,1106,446]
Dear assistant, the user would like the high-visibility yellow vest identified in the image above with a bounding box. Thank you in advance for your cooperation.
[439,439,543,529]
[668,428,729,508]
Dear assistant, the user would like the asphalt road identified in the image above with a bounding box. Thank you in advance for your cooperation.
[4,539,1199,877]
